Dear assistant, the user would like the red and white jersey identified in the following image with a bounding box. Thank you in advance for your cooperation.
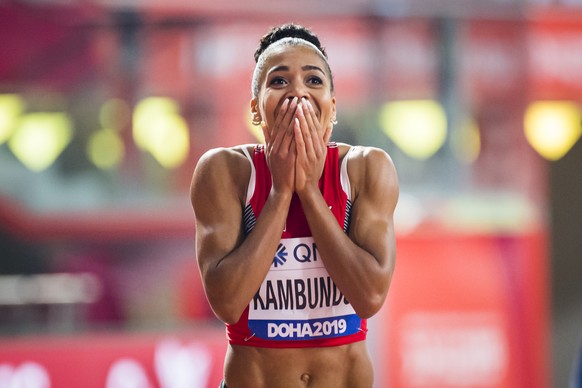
[226,143,367,348]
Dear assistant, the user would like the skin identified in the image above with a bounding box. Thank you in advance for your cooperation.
[191,44,399,387]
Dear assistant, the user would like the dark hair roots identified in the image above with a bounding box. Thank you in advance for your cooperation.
[254,23,328,63]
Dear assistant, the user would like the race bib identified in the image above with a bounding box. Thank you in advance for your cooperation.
[248,237,361,341]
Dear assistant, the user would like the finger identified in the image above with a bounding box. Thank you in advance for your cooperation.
[270,98,296,152]
[302,99,326,155]
[280,121,295,153]
[305,99,323,133]
[277,97,298,132]
[270,120,288,154]
[302,99,325,155]
[293,117,306,158]
[283,97,299,135]
[271,113,296,155]
[302,98,319,136]
[296,102,315,157]
[272,98,290,130]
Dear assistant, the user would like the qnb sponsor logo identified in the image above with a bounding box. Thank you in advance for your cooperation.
[0,362,51,388]
[252,276,349,311]
[273,243,288,267]
[272,241,319,268]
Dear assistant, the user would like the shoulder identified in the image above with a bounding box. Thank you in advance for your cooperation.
[338,143,396,176]
[196,144,254,169]
[338,143,398,199]
[191,145,255,199]
[194,145,256,179]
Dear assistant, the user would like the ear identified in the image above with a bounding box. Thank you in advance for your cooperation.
[325,96,337,144]
[250,98,261,123]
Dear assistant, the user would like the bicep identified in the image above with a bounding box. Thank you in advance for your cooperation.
[190,150,246,276]
[348,149,399,271]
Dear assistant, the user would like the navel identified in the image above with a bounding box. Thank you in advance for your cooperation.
[301,373,311,384]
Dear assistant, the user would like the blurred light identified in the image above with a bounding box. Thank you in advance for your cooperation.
[394,193,424,234]
[0,273,101,305]
[133,97,178,150]
[245,107,265,143]
[155,339,213,387]
[401,312,507,386]
[106,359,151,388]
[524,101,581,161]
[133,97,190,168]
[100,98,131,130]
[380,100,447,160]
[0,94,25,145]
[451,118,481,164]
[8,112,73,171]
[147,115,189,168]
[88,128,125,169]
[442,193,536,233]
[0,362,51,388]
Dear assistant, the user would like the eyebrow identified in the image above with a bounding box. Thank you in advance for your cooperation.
[302,65,325,74]
[267,65,326,76]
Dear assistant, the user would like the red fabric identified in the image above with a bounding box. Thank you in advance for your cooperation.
[227,143,367,348]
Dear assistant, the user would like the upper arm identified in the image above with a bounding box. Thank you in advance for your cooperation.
[348,147,399,274]
[190,148,249,277]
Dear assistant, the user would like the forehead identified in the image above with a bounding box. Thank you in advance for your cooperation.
[263,44,329,73]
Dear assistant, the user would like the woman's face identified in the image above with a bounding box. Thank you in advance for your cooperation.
[251,44,336,138]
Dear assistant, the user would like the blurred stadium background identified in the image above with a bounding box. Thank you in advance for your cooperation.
[0,0,581,387]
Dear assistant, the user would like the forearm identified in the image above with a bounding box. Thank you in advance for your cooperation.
[297,187,391,318]
[202,189,292,323]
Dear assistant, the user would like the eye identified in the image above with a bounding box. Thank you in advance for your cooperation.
[268,76,287,87]
[307,76,323,86]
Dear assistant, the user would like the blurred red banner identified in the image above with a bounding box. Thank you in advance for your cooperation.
[0,329,227,388]
[377,230,549,388]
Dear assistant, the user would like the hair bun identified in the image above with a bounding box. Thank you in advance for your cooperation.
[254,23,327,63]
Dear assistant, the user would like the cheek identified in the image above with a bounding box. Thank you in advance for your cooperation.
[319,98,334,123]
[260,102,275,124]
[260,96,280,123]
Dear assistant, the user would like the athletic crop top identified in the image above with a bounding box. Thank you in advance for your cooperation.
[226,143,367,348]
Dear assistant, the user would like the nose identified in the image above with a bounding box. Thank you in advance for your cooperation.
[287,79,309,100]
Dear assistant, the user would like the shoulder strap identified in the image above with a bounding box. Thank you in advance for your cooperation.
[340,146,354,201]
[241,146,256,206]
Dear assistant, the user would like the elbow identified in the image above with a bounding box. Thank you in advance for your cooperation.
[215,311,242,326]
[353,292,387,319]
[353,275,393,319]
[355,267,395,319]
[202,272,246,324]
[207,296,245,325]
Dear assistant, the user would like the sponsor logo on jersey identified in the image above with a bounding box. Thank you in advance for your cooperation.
[248,237,360,341]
